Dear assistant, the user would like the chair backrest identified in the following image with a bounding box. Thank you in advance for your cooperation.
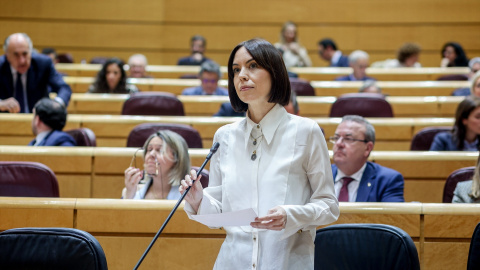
[57,53,74,64]
[179,74,199,79]
[89,57,109,65]
[437,74,469,81]
[192,166,209,188]
[126,123,202,148]
[329,93,394,117]
[0,227,108,270]
[65,128,97,147]
[410,126,451,151]
[443,166,476,203]
[315,224,420,270]
[468,222,480,270]
[289,77,315,96]
[0,161,59,197]
[121,92,185,116]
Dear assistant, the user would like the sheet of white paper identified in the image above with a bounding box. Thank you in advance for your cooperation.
[191,208,258,227]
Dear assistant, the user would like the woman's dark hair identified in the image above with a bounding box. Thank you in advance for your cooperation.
[452,97,480,150]
[441,42,469,67]
[91,58,128,93]
[227,38,290,112]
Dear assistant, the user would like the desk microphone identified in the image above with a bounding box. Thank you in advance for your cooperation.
[133,142,220,270]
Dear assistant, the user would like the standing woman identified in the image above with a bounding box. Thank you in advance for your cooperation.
[180,39,339,269]
[88,58,138,94]
[274,21,312,68]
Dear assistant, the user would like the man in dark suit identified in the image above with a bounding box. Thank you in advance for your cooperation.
[329,115,404,202]
[29,98,76,146]
[318,38,349,67]
[177,35,211,66]
[0,33,71,113]
[335,50,376,81]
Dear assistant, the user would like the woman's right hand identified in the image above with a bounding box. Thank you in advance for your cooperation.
[124,167,143,199]
[180,169,203,213]
[440,58,450,68]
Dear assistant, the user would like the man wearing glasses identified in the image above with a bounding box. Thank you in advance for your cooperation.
[329,115,404,202]
[181,60,228,96]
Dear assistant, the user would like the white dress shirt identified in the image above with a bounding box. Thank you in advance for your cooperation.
[185,104,339,269]
[334,163,367,202]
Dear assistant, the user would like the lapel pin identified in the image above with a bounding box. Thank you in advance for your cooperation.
[368,182,371,187]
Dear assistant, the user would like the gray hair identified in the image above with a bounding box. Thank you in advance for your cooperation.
[348,50,369,65]
[199,60,221,78]
[3,33,33,53]
[469,57,480,70]
[359,80,382,93]
[340,115,376,144]
[128,54,148,66]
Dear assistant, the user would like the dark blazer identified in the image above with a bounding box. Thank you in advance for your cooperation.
[335,74,377,81]
[451,87,470,96]
[331,54,349,67]
[429,131,480,151]
[182,86,228,96]
[28,130,76,146]
[331,161,405,202]
[177,56,211,66]
[214,102,246,117]
[0,53,72,112]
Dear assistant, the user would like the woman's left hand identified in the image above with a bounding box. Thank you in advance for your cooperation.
[250,206,287,231]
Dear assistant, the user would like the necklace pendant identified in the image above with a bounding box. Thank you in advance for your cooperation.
[253,140,257,146]
[251,153,257,161]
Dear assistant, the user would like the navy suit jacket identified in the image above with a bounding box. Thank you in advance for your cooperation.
[182,86,228,96]
[28,130,76,146]
[177,56,211,66]
[331,54,349,67]
[429,132,480,151]
[451,87,470,96]
[0,53,72,112]
[214,102,246,117]
[335,74,377,81]
[331,161,405,202]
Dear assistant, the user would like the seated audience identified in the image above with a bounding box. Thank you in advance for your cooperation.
[274,21,311,68]
[29,98,76,146]
[214,90,300,117]
[430,97,480,151]
[441,42,469,67]
[177,35,211,66]
[41,48,58,64]
[359,80,382,94]
[371,43,421,68]
[330,115,405,202]
[127,54,151,78]
[181,61,228,95]
[88,58,138,94]
[0,33,71,113]
[471,71,480,97]
[335,50,376,81]
[318,38,349,67]
[123,130,190,200]
[453,154,480,203]
[452,58,480,96]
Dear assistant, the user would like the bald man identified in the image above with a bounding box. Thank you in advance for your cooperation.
[0,33,71,113]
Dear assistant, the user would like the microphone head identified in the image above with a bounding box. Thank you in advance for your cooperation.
[210,142,220,153]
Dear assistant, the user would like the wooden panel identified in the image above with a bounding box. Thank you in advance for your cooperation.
[404,179,445,203]
[57,175,91,198]
[423,242,469,270]
[424,215,480,238]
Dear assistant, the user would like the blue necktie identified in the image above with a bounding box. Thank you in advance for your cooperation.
[14,72,26,113]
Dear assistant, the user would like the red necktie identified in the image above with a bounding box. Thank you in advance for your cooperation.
[338,177,354,202]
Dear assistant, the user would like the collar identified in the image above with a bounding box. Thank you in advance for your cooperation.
[243,104,286,148]
[334,162,367,183]
[35,130,53,146]
[331,50,342,65]
[464,138,479,151]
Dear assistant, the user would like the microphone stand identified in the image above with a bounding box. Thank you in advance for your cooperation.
[133,142,220,270]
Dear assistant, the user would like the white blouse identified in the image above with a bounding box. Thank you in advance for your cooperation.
[185,104,339,269]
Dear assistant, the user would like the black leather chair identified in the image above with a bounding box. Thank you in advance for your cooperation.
[122,92,185,116]
[0,227,108,270]
[329,93,393,117]
[57,53,74,64]
[126,123,202,148]
[468,222,480,270]
[0,161,59,197]
[443,166,476,203]
[65,128,97,146]
[315,224,420,270]
[437,74,469,81]
[410,126,451,151]
[289,77,315,96]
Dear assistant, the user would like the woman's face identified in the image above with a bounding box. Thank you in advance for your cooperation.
[472,77,480,98]
[463,107,480,136]
[144,136,175,176]
[283,25,296,43]
[106,63,122,90]
[232,47,272,108]
[443,46,456,63]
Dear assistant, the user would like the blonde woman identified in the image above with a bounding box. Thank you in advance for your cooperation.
[453,154,480,203]
[274,21,312,68]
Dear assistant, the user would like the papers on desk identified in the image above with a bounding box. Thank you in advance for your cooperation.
[191,208,258,227]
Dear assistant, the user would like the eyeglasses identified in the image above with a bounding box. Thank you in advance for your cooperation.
[329,136,369,144]
[129,147,144,169]
[201,79,217,84]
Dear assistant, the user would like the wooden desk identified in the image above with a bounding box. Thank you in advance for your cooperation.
[0,198,478,270]
[67,94,464,118]
[56,64,469,82]
[0,146,476,203]
[0,114,456,150]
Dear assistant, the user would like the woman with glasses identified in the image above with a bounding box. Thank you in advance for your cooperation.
[88,58,138,94]
[123,130,190,200]
[179,39,339,269]
[430,97,480,151]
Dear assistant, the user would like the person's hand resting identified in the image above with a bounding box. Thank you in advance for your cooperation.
[250,206,287,231]
[0,97,20,113]
[179,169,203,212]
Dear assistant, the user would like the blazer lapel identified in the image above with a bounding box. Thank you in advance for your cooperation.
[356,162,375,202]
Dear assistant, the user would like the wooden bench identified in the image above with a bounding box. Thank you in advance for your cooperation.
[67,93,464,118]
[63,76,469,96]
[0,146,476,202]
[0,114,456,150]
[0,198,478,270]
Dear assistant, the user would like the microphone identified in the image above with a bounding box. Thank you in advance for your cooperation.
[133,142,220,270]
